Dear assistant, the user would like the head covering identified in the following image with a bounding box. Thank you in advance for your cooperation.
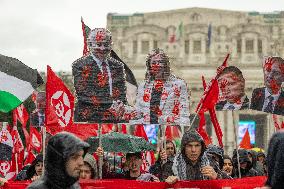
[181,129,206,157]
[83,153,98,179]
[207,144,224,168]
[266,131,284,188]
[26,154,43,180]
[126,152,142,160]
[44,132,90,188]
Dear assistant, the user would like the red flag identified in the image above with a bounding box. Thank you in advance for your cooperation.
[197,76,212,146]
[195,54,230,148]
[272,114,281,130]
[13,104,29,127]
[12,104,30,148]
[239,129,251,149]
[134,125,155,172]
[165,125,181,141]
[45,66,75,135]
[29,127,42,153]
[10,126,24,175]
[0,124,16,180]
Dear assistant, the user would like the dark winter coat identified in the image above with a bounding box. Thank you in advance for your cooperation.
[26,154,43,180]
[27,132,90,189]
[232,149,259,178]
[265,131,284,189]
[149,156,174,181]
[247,150,265,176]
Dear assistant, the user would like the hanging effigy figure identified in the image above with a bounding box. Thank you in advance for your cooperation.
[132,49,190,126]
[72,28,127,123]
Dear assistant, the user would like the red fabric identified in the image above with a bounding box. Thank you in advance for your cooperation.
[120,124,127,134]
[0,124,17,180]
[24,150,36,165]
[165,126,180,141]
[10,125,25,174]
[209,109,223,147]
[12,106,30,148]
[197,112,212,146]
[134,125,155,172]
[29,127,42,153]
[239,128,252,149]
[197,76,212,146]
[1,176,268,189]
[81,17,89,55]
[195,55,229,147]
[45,66,75,135]
[13,104,29,128]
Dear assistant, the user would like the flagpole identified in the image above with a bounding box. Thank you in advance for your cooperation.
[188,103,203,131]
[42,126,46,174]
[98,123,102,179]
[15,153,18,174]
[232,111,241,178]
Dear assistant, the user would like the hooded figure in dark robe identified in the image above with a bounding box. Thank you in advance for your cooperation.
[27,132,90,189]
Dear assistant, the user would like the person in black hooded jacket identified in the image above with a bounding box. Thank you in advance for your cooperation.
[27,132,90,189]
[265,131,284,189]
[232,149,259,178]
[26,154,43,181]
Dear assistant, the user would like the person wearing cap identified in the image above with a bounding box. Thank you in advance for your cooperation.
[124,152,159,182]
[166,130,227,184]
[232,149,259,178]
[27,132,90,189]
[72,28,127,122]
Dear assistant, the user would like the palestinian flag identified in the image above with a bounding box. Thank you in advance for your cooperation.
[0,54,44,113]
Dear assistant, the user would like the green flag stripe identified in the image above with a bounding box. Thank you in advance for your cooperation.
[0,91,22,113]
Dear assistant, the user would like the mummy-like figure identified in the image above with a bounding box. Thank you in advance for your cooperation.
[72,28,127,122]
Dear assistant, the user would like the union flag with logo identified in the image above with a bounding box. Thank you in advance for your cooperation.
[45,66,75,135]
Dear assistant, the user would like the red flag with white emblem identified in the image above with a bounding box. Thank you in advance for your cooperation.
[45,66,74,135]
[29,127,42,153]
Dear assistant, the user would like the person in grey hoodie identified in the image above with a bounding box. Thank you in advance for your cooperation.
[166,129,229,184]
[80,153,98,179]
[27,132,90,189]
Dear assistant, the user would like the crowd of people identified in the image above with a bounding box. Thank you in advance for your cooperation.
[0,129,274,188]
[1,26,284,189]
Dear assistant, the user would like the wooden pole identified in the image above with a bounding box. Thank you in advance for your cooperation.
[232,111,241,178]
[98,123,102,179]
[42,126,46,175]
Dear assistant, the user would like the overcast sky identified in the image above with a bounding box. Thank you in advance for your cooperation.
[1,0,283,72]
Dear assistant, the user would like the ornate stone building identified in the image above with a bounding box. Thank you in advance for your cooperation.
[106,7,284,155]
